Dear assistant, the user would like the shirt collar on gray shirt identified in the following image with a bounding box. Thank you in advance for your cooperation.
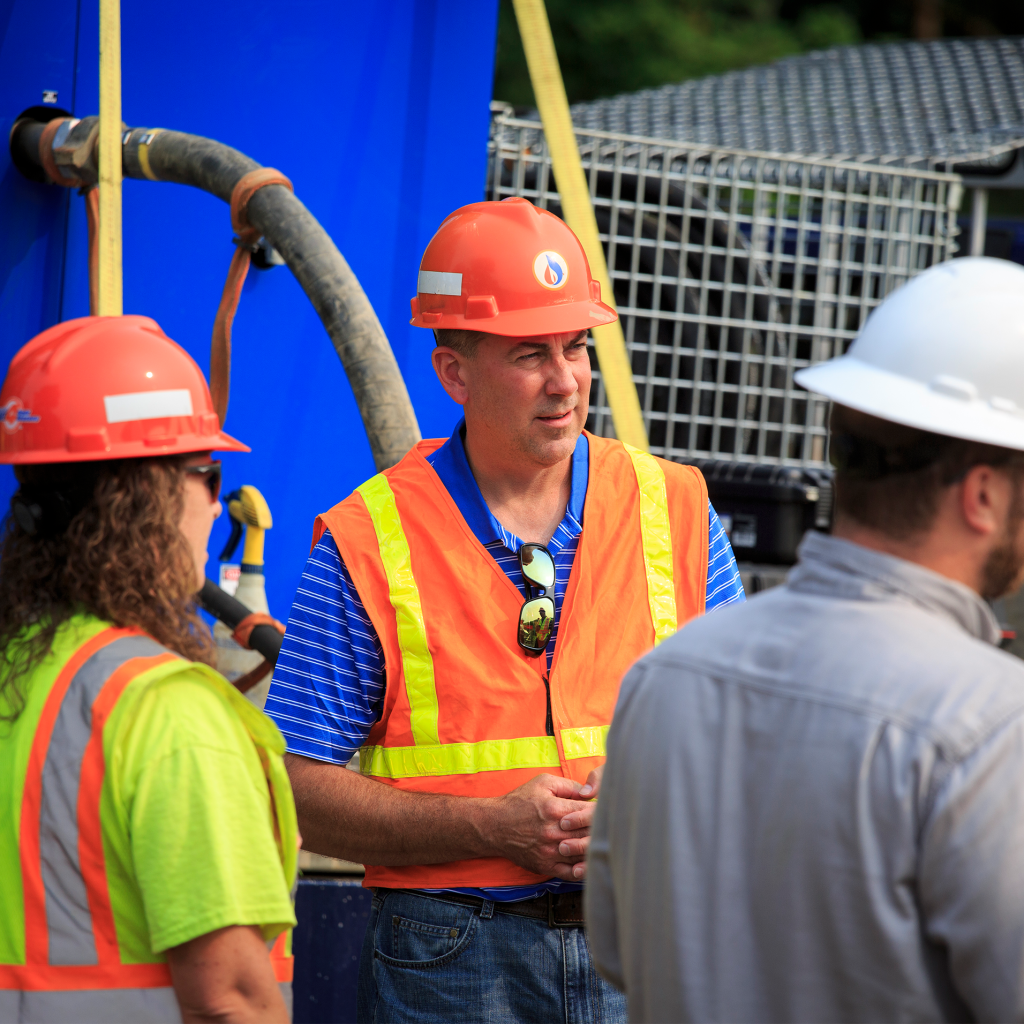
[790,530,1002,647]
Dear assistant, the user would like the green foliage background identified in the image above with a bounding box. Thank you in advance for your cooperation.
[492,0,1024,108]
[493,0,861,108]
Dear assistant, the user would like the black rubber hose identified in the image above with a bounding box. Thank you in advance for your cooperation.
[10,118,421,471]
[122,128,422,471]
[198,579,283,664]
[9,119,46,181]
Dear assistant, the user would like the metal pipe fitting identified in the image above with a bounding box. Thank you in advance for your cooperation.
[11,117,421,471]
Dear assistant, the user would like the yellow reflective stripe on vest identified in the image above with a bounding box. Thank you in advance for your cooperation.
[623,444,677,645]
[560,725,609,760]
[357,447,671,774]
[357,474,440,746]
[360,736,560,779]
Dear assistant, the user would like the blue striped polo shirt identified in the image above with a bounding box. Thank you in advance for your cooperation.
[265,424,744,902]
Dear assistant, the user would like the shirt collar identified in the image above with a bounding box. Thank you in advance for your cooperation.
[426,418,588,551]
[790,531,1003,646]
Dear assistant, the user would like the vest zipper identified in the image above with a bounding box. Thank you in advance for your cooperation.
[543,672,554,737]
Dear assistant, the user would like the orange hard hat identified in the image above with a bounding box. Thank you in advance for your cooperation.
[409,197,617,337]
[0,315,249,464]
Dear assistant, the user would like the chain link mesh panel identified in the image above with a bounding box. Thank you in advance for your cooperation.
[487,113,963,468]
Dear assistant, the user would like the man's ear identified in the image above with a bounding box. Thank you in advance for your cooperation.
[959,464,1010,537]
[432,346,469,406]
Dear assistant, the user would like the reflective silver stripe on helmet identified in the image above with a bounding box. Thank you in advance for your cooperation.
[417,270,462,296]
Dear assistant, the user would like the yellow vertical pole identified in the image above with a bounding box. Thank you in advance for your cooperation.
[97,0,123,316]
[512,0,648,450]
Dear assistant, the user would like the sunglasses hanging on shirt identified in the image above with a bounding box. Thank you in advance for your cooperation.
[517,542,555,656]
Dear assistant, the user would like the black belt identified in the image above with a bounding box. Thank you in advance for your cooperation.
[387,888,585,928]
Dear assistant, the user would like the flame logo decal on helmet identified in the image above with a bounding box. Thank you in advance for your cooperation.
[1,398,40,433]
[533,251,569,290]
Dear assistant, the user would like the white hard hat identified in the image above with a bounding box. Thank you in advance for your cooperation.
[795,257,1024,451]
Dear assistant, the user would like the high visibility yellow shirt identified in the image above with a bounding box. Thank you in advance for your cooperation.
[0,614,297,1021]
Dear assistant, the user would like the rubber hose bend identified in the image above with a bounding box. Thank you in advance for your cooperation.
[117,128,422,470]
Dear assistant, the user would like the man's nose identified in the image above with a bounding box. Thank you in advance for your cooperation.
[546,354,579,395]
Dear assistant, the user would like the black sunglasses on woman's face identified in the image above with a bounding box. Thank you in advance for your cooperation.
[184,461,222,503]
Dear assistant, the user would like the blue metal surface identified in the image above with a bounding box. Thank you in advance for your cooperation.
[293,878,372,1024]
[0,0,499,620]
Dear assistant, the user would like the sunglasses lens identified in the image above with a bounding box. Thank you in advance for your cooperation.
[520,544,555,590]
[186,461,222,503]
[518,596,555,652]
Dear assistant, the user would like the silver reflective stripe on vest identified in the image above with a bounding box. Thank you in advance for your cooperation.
[38,636,167,966]
[7,986,182,1023]
[3,982,291,1024]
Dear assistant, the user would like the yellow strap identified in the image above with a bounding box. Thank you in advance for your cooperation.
[512,0,648,452]
[361,736,560,779]
[357,474,440,746]
[136,128,163,181]
[560,725,609,760]
[624,445,677,645]
[97,0,122,316]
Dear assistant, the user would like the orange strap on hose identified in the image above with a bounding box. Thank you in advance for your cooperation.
[84,186,100,316]
[210,169,293,426]
[231,658,274,695]
[229,612,286,695]
[232,612,286,651]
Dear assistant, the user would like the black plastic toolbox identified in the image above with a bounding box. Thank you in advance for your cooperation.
[675,458,833,565]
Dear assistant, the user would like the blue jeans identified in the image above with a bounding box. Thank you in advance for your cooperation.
[357,889,627,1024]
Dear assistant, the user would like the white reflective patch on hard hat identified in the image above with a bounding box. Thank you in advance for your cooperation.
[418,270,462,296]
[104,388,194,423]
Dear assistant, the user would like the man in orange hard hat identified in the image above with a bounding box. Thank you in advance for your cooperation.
[0,316,297,1023]
[265,198,744,1022]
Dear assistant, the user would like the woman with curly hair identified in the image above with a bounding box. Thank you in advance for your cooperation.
[0,316,296,1024]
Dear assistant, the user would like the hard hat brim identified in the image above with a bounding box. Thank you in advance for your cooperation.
[796,357,1024,452]
[411,299,618,337]
[0,428,251,464]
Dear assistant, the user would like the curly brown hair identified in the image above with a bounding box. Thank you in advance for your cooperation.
[0,456,216,722]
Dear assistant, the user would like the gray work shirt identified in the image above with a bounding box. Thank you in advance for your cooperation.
[587,531,1024,1023]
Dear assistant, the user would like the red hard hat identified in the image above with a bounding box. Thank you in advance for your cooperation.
[409,197,617,337]
[0,315,250,464]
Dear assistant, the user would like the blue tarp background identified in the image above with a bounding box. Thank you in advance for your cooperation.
[0,0,499,619]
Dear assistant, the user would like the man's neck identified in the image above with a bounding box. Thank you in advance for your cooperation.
[462,426,573,546]
[832,518,985,594]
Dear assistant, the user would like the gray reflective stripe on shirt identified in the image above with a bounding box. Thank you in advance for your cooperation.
[5,985,182,1023]
[3,981,292,1023]
[39,635,168,966]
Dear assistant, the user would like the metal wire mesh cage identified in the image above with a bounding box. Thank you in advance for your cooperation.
[565,38,1024,167]
[488,110,963,468]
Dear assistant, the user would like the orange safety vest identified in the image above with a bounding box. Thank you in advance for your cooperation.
[317,432,709,889]
[0,626,293,1022]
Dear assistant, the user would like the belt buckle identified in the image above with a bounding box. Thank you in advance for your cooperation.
[547,891,583,928]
